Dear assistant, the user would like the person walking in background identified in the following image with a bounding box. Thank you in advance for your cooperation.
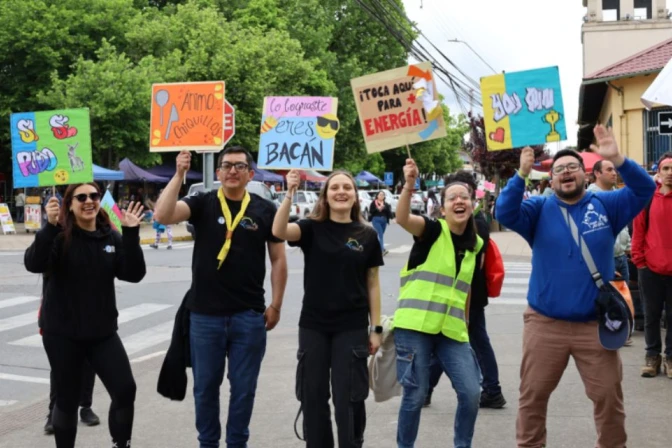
[369,190,392,256]
[24,183,146,448]
[631,152,672,378]
[425,170,506,411]
[394,158,484,448]
[426,189,439,219]
[15,189,25,223]
[150,216,173,250]
[273,169,383,448]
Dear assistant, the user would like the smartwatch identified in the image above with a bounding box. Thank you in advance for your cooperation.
[370,325,383,334]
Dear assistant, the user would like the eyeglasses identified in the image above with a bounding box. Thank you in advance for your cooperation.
[220,162,249,172]
[445,193,472,202]
[552,162,582,175]
[317,116,339,131]
[73,193,101,202]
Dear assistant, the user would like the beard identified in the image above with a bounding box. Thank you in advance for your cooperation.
[555,182,584,200]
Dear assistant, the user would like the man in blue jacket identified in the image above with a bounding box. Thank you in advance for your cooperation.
[496,125,655,448]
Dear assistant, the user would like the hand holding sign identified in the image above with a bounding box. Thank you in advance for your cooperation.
[120,201,145,228]
[403,158,419,188]
[176,151,192,177]
[286,169,301,196]
[46,197,60,226]
[519,147,535,177]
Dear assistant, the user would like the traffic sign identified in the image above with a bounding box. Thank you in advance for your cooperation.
[659,111,672,134]
[384,172,394,186]
[197,100,235,153]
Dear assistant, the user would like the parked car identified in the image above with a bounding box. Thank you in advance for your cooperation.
[410,193,425,214]
[366,190,398,217]
[185,180,288,238]
[275,192,301,222]
[358,191,372,221]
[280,190,316,218]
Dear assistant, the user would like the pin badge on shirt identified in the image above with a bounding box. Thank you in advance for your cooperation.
[218,217,225,225]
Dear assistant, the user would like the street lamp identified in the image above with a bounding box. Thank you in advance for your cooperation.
[446,39,497,74]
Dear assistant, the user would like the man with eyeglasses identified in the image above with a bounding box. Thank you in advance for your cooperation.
[154,146,288,448]
[496,125,655,448]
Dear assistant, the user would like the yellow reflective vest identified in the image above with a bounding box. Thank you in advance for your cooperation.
[394,220,483,342]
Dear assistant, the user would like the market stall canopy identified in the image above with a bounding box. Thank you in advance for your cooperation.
[251,162,284,183]
[356,170,384,184]
[144,163,202,181]
[276,169,327,183]
[539,151,603,173]
[119,158,170,182]
[93,164,124,181]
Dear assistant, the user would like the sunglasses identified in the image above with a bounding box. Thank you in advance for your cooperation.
[317,116,339,131]
[73,193,101,202]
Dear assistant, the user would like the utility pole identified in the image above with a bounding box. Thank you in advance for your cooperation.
[203,153,214,190]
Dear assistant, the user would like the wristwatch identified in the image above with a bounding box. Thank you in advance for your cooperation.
[370,325,383,334]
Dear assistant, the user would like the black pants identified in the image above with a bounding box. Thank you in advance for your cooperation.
[42,332,136,448]
[49,360,95,412]
[640,268,672,357]
[296,327,369,448]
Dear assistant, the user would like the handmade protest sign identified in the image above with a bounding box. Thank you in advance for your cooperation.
[480,66,566,151]
[350,62,446,154]
[0,203,16,234]
[11,108,93,188]
[150,81,226,152]
[101,191,123,232]
[257,96,338,170]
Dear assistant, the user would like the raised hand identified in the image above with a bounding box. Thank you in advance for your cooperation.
[45,197,60,226]
[403,158,419,187]
[120,201,144,228]
[176,150,191,176]
[286,169,301,195]
[519,146,535,177]
[590,125,624,166]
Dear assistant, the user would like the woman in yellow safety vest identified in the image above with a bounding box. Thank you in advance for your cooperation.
[393,158,484,448]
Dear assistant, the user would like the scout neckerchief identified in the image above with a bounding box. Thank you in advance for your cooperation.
[216,188,250,269]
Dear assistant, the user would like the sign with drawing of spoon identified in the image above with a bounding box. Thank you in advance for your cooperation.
[149,81,226,152]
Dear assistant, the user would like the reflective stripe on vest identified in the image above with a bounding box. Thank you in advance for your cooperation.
[393,219,483,342]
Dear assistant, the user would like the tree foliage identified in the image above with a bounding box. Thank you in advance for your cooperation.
[466,114,548,180]
[1,0,472,182]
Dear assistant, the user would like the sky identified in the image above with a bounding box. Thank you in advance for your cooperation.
[400,0,672,153]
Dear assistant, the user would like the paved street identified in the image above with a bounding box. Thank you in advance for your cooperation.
[0,223,670,447]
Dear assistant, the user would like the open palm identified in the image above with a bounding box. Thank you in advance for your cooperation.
[120,201,144,227]
[590,125,619,159]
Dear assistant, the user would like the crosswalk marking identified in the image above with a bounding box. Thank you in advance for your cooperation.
[0,400,18,406]
[0,312,37,333]
[122,321,174,355]
[9,303,174,348]
[0,373,49,385]
[0,296,40,310]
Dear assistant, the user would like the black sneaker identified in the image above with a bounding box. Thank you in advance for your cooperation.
[423,390,433,407]
[480,391,506,409]
[44,414,54,435]
[80,407,100,426]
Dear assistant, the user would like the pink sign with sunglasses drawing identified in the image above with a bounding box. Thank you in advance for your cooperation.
[257,96,339,171]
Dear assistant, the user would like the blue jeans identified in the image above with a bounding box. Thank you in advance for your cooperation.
[395,328,481,448]
[190,310,267,448]
[614,254,630,282]
[429,307,501,396]
[371,216,387,252]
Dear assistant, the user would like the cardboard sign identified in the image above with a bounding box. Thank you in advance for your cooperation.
[25,204,41,231]
[11,108,93,188]
[257,96,338,170]
[480,66,566,151]
[0,203,16,234]
[150,81,226,152]
[101,191,123,231]
[196,100,236,153]
[350,62,447,153]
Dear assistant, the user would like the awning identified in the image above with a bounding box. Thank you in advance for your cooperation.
[251,162,284,183]
[118,158,170,183]
[93,164,124,181]
[355,170,384,184]
[144,163,202,181]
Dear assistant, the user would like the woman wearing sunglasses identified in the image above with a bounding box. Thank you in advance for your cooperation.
[24,182,146,448]
[272,169,383,448]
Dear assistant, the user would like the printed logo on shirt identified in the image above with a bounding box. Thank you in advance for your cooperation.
[239,217,258,231]
[345,238,363,252]
[218,216,225,225]
[103,245,115,254]
[582,203,609,234]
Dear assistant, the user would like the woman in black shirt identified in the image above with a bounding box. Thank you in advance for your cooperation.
[25,183,146,448]
[273,170,383,448]
[368,190,393,256]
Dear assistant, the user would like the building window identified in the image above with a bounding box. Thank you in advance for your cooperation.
[634,0,652,19]
[643,107,672,168]
[602,0,619,21]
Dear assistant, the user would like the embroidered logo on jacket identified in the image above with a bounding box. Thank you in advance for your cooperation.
[582,203,609,234]
[103,245,115,253]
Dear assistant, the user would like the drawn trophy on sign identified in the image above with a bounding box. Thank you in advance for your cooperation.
[542,110,562,143]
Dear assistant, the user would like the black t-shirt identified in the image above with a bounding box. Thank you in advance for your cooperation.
[407,214,487,308]
[289,219,384,332]
[182,191,282,315]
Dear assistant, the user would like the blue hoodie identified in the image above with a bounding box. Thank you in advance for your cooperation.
[495,158,655,321]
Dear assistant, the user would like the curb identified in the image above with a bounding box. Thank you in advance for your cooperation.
[140,235,193,245]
